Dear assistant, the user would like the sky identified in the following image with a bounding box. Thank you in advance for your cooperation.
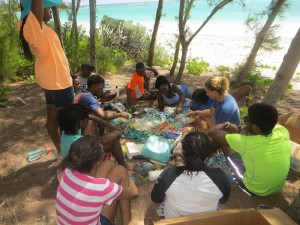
[64,0,159,5]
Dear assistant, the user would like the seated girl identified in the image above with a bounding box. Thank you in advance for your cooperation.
[154,76,194,114]
[151,131,230,219]
[56,136,138,225]
[57,104,134,170]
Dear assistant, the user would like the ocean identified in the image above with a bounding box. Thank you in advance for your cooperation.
[59,0,300,73]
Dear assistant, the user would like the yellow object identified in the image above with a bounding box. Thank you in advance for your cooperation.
[130,122,137,129]
[121,145,127,155]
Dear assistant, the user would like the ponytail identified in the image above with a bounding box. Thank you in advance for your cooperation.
[19,16,33,60]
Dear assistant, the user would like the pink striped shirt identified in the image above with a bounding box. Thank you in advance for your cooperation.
[56,168,122,225]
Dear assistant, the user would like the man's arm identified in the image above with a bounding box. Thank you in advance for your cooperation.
[31,0,44,28]
[93,108,129,120]
[208,122,237,156]
[146,66,159,76]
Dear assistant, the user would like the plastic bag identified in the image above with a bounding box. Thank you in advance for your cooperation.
[141,135,171,164]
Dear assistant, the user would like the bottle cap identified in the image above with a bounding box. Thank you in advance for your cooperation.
[45,146,51,154]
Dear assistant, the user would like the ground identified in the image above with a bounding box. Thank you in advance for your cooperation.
[0,69,299,225]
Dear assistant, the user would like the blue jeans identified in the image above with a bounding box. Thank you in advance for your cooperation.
[100,215,113,225]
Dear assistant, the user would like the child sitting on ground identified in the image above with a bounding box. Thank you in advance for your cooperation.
[57,104,134,170]
[126,62,158,106]
[56,136,138,225]
[155,75,194,114]
[151,131,230,219]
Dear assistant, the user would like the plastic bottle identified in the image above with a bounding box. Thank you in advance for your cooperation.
[27,146,51,162]
[116,86,120,98]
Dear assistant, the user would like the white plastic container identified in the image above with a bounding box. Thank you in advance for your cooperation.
[148,169,164,182]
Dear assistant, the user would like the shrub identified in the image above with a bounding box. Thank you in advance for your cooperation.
[187,57,210,75]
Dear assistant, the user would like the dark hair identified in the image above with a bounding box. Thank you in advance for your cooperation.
[71,74,78,80]
[192,88,209,105]
[248,103,278,135]
[81,62,95,71]
[58,104,89,135]
[60,136,103,173]
[87,74,105,88]
[19,15,33,60]
[155,75,171,90]
[182,131,212,176]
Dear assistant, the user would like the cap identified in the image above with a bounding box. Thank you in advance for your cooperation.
[20,0,62,19]
[135,62,146,72]
[81,62,95,71]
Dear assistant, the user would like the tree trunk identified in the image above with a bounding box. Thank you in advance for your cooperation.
[235,0,286,85]
[51,6,64,49]
[175,43,188,82]
[176,0,231,82]
[169,39,181,76]
[89,0,97,70]
[262,27,300,105]
[147,0,163,67]
[71,0,80,66]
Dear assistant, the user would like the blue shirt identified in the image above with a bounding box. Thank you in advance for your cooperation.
[190,98,216,111]
[214,94,240,126]
[74,91,101,111]
[61,130,83,158]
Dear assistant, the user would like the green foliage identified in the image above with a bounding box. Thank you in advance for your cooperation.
[152,44,172,67]
[239,106,248,123]
[0,86,10,107]
[217,65,231,76]
[97,46,127,73]
[100,16,151,61]
[263,78,273,86]
[187,57,210,75]
[285,83,293,91]
[296,72,300,78]
[260,64,277,70]
[26,75,36,83]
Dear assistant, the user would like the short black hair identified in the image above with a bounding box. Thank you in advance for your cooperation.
[60,136,103,173]
[87,74,105,88]
[155,75,170,89]
[182,131,212,175]
[81,62,95,71]
[192,88,209,105]
[248,103,278,135]
[58,104,89,135]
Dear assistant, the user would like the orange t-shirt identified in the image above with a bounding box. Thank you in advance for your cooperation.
[127,72,144,99]
[23,12,72,90]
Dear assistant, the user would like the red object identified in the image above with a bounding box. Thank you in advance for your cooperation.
[103,151,112,161]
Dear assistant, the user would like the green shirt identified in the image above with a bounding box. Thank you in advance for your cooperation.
[226,125,291,196]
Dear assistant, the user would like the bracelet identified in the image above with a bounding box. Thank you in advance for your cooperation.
[225,122,230,129]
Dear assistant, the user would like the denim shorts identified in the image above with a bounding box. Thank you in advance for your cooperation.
[44,86,74,108]
[100,215,113,225]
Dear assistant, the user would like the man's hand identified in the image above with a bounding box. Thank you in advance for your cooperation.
[143,90,151,98]
[176,106,183,114]
[119,112,130,119]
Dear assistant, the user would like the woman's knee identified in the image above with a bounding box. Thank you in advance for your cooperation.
[107,165,128,185]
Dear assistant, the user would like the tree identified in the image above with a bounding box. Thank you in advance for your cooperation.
[51,6,64,48]
[235,0,287,86]
[169,0,194,76]
[89,0,97,70]
[147,0,164,67]
[262,27,300,105]
[70,0,81,66]
[176,0,232,82]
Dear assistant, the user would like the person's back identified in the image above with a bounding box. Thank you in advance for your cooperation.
[151,132,230,219]
[214,94,240,125]
[226,124,290,196]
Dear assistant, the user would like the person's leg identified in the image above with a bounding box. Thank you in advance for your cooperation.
[46,105,61,154]
[100,165,132,225]
[144,72,151,91]
[45,87,74,156]
[126,85,133,107]
[230,85,252,102]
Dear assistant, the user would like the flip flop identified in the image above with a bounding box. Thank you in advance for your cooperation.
[134,162,156,177]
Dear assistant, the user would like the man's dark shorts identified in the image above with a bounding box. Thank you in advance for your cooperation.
[227,152,257,196]
[44,86,74,108]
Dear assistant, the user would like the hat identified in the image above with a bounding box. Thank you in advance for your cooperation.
[81,62,95,71]
[20,0,62,20]
[135,62,146,72]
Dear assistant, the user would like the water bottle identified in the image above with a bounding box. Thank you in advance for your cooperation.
[27,146,51,162]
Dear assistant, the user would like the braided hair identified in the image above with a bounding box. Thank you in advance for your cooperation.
[60,136,103,174]
[57,104,89,135]
[182,131,212,176]
[19,14,33,60]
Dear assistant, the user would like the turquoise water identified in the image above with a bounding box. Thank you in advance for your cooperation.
[61,0,300,24]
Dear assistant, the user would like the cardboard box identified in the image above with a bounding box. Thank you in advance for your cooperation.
[278,113,300,144]
[278,113,300,172]
[154,208,297,225]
